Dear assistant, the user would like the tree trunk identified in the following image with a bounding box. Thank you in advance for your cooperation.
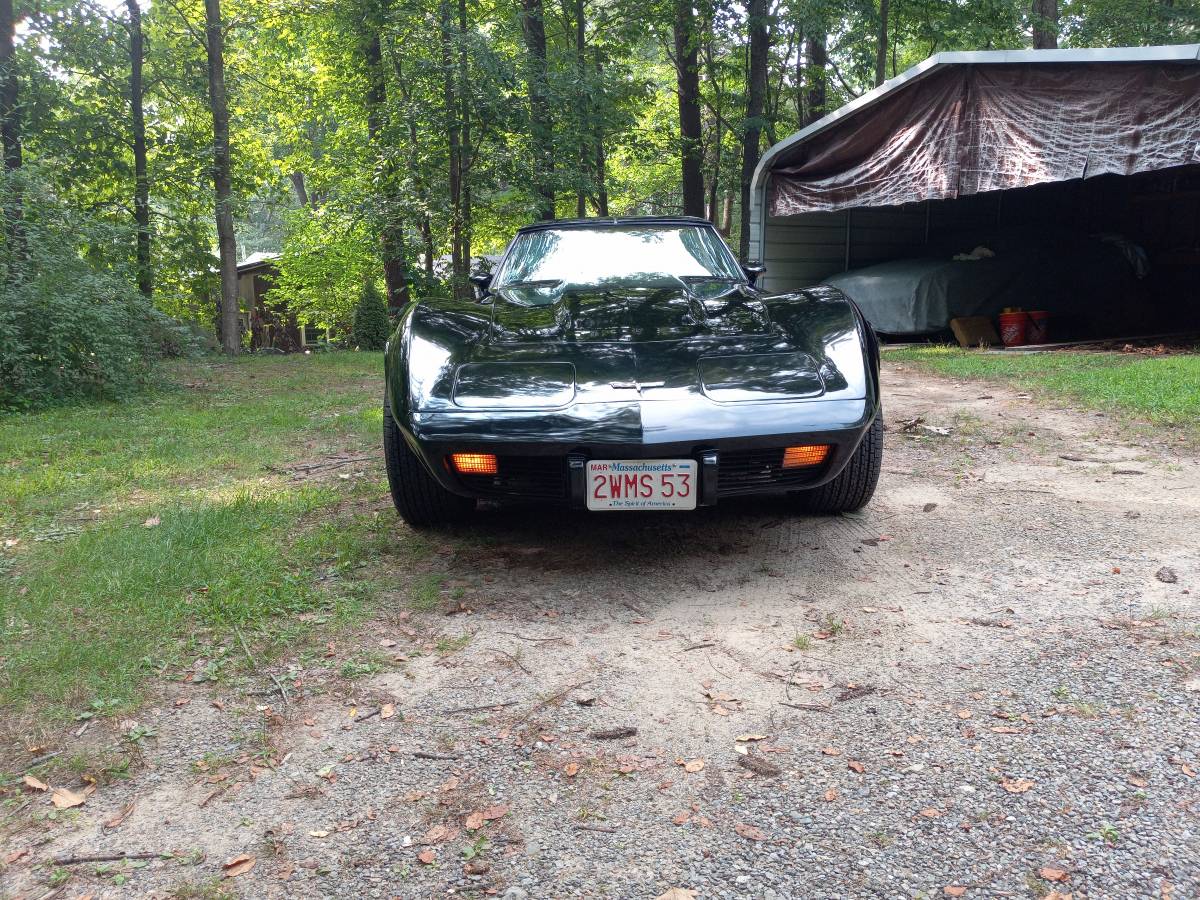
[520,0,555,219]
[874,0,889,87]
[362,16,409,308]
[439,0,463,280]
[802,31,827,127]
[720,190,733,235]
[458,0,472,270]
[204,0,239,355]
[289,171,309,206]
[593,51,608,216]
[1031,0,1058,49]
[673,0,704,218]
[126,0,151,298]
[1,0,22,270]
[0,0,18,175]
[572,0,587,217]
[737,0,768,261]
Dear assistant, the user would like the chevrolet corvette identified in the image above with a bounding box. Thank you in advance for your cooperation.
[383,216,881,525]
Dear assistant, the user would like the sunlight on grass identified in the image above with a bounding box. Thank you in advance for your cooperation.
[0,352,408,720]
[887,346,1200,433]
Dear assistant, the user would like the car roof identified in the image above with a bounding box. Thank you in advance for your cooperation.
[515,215,715,234]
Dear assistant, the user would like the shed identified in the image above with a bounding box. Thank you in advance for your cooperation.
[748,45,1200,340]
[236,253,326,351]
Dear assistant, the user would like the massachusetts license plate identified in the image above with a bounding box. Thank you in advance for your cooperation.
[586,459,698,511]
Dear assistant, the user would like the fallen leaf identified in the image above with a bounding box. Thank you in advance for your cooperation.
[222,854,256,878]
[1000,777,1034,794]
[307,830,329,838]
[5,848,28,864]
[944,887,967,897]
[823,788,839,802]
[417,849,435,865]
[847,760,866,774]
[22,775,47,791]
[1180,764,1197,778]
[422,824,458,844]
[1039,867,1070,882]
[734,823,765,841]
[51,787,86,809]
[464,811,485,830]
[672,810,690,825]
[1044,892,1072,900]
[821,746,841,756]
[143,516,161,528]
[380,703,396,720]
[655,890,698,900]
[564,762,580,777]
[991,726,1021,734]
[956,709,972,719]
[1127,774,1149,788]
[103,801,135,829]
[380,638,397,648]
[481,804,508,820]
[919,807,942,818]
[681,758,704,773]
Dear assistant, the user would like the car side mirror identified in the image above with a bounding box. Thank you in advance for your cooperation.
[742,263,766,286]
[469,271,493,299]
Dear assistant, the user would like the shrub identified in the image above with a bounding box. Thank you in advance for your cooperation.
[352,279,390,351]
[0,171,201,410]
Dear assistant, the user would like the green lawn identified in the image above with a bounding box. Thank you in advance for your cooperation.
[887,346,1200,434]
[0,353,417,727]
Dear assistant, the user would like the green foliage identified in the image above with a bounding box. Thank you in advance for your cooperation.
[0,172,200,411]
[352,279,390,350]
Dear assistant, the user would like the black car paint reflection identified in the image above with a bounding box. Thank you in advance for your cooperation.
[385,217,880,503]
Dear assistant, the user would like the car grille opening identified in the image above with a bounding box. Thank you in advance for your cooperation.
[717,448,827,496]
[454,455,569,501]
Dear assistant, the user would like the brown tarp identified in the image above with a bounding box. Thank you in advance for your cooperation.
[770,63,1200,216]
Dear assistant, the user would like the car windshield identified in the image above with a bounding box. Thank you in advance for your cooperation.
[492,224,745,291]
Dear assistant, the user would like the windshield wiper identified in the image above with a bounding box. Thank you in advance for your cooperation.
[501,279,564,289]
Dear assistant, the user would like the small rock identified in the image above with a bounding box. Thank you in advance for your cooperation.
[1155,567,1177,584]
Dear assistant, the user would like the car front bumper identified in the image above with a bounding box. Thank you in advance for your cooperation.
[400,396,877,507]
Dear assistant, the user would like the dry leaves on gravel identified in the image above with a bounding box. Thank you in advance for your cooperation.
[51,787,88,809]
[222,854,256,878]
[943,887,967,897]
[22,775,47,791]
[734,823,766,841]
[1000,777,1035,794]
[1039,866,1070,882]
[678,758,704,773]
[655,890,698,900]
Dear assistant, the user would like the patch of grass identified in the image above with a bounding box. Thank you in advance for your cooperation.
[887,346,1200,435]
[792,633,812,651]
[0,353,413,724]
[411,574,446,611]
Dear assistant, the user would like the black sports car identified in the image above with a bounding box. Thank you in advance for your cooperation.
[383,216,881,525]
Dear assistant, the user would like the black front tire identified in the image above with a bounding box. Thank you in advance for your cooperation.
[383,402,474,527]
[794,411,883,514]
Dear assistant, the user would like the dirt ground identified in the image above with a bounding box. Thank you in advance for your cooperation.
[4,363,1198,900]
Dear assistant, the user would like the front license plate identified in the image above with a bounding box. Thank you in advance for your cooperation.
[586,459,698,511]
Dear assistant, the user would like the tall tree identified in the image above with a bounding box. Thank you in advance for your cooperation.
[875,0,890,87]
[801,31,827,127]
[203,0,239,355]
[457,0,473,267]
[361,4,409,308]
[126,0,151,297]
[520,0,555,219]
[1032,0,1058,49]
[738,0,768,260]
[0,0,18,175]
[672,0,704,218]
[439,0,464,278]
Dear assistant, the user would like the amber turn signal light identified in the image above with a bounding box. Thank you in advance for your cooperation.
[782,444,830,468]
[450,452,498,475]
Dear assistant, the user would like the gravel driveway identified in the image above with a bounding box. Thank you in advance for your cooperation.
[4,363,1198,900]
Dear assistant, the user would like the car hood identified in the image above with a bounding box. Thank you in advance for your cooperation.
[489,283,772,343]
[388,284,869,418]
